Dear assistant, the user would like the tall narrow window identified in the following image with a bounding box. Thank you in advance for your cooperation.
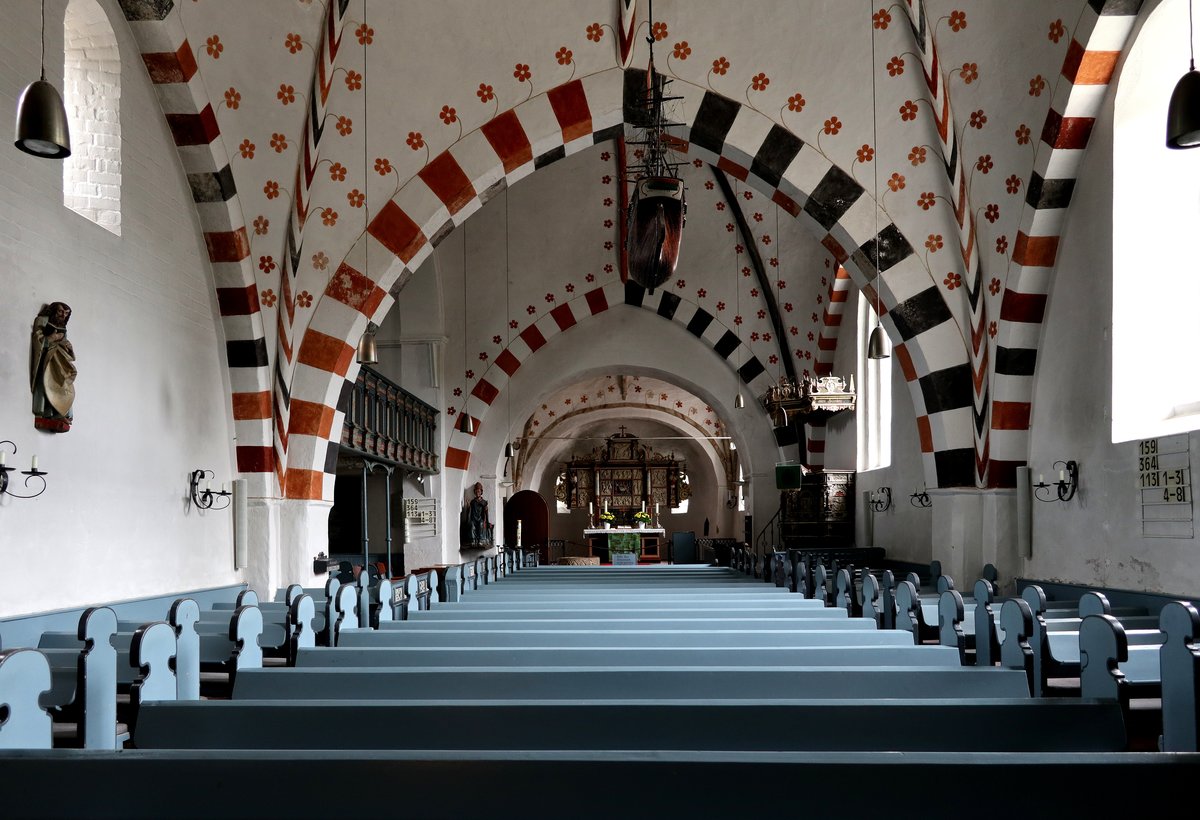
[63,0,121,235]
[1112,0,1200,441]
[857,290,891,471]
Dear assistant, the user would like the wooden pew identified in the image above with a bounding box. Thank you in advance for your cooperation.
[132,697,1129,753]
[377,616,877,631]
[335,628,935,649]
[230,665,1033,701]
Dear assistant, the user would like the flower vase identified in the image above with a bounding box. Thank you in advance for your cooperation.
[638,522,646,529]
[603,522,611,530]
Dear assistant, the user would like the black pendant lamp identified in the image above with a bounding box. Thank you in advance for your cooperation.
[356,322,378,365]
[15,0,71,159]
[1168,1,1200,148]
[866,1,889,360]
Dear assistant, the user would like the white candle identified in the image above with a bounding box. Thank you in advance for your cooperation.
[222,483,229,494]
[1038,474,1044,485]
[655,503,659,515]
[1058,469,1065,482]
[604,500,608,513]
[0,451,6,467]
[516,520,522,546]
[642,501,646,513]
[588,502,593,516]
[206,479,212,492]
[31,455,38,471]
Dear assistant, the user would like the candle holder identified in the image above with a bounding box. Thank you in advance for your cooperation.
[0,440,48,500]
[190,468,232,510]
[910,488,932,508]
[1034,460,1078,503]
[870,487,892,512]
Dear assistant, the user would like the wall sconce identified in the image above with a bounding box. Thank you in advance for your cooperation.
[190,469,231,510]
[1034,460,1078,503]
[910,487,932,508]
[0,440,48,500]
[870,487,892,512]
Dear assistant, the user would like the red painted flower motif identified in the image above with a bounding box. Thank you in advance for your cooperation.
[600,151,611,162]
[763,333,773,342]
[321,208,338,227]
[603,197,613,208]
[768,355,778,365]
[252,215,269,235]
[823,116,842,135]
[787,93,806,112]
[887,56,905,77]
[603,240,613,251]
[790,326,799,335]
[335,116,352,136]
[925,234,944,253]
[651,21,668,41]
[989,277,1001,296]
[716,301,725,311]
[260,288,277,307]
[270,133,288,152]
[975,154,993,173]
[985,203,1000,223]
[715,202,726,212]
[808,331,815,341]
[477,83,495,103]
[513,63,531,82]
[697,288,707,299]
[675,279,686,289]
[750,287,759,297]
[755,212,766,222]
[873,8,892,29]
[545,292,555,303]
[943,272,961,290]
[527,305,536,314]
[312,251,328,271]
[751,72,770,91]
[960,62,978,83]
[899,100,918,121]
[328,162,346,181]
[297,290,313,308]
[565,283,576,293]
[479,352,489,362]
[712,56,730,75]
[917,191,936,210]
[887,172,906,192]
[726,223,735,232]
[509,319,519,329]
[742,267,751,277]
[224,87,240,109]
[406,131,424,150]
[356,23,374,45]
[736,243,745,253]
[969,109,987,129]
[743,191,753,201]
[465,370,474,379]
[1005,174,1022,194]
[812,313,819,322]
[857,144,875,163]
[988,321,998,338]
[1029,75,1046,97]
[757,309,767,319]
[672,41,690,60]
[263,180,280,199]
[258,255,276,274]
[345,70,362,91]
[603,218,614,228]
[784,302,793,312]
[1015,124,1031,145]
[996,235,1009,254]
[1048,19,1065,43]
[347,189,365,208]
[776,278,785,288]
[239,139,255,159]
[374,157,392,175]
[277,83,295,105]
[453,388,462,397]
[586,22,603,42]
[750,332,760,342]
[205,35,223,59]
[733,315,743,325]
[601,174,612,185]
[769,257,779,268]
[948,10,967,31]
[285,33,303,54]
[556,46,573,64]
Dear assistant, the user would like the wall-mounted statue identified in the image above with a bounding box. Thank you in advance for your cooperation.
[463,481,492,547]
[30,302,76,433]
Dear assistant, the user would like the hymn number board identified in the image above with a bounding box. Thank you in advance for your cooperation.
[1138,434,1192,538]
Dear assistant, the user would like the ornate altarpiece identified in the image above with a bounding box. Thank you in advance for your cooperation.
[558,431,688,520]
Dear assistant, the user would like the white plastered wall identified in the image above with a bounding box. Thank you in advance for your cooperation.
[0,0,239,618]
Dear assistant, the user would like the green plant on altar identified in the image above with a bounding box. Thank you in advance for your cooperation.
[633,510,652,523]
[599,510,615,522]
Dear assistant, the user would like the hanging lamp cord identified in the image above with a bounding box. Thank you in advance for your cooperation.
[40,0,47,80]
[1191,0,1196,71]
[869,0,881,319]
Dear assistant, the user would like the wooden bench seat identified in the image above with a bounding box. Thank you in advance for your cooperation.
[334,628,920,649]
[376,616,876,631]
[132,697,1129,753]
[230,665,1033,701]
[296,644,966,668]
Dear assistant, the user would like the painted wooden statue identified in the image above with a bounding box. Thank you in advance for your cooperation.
[30,302,76,433]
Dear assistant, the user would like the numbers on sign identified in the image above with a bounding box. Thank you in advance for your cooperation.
[1140,439,1159,456]
[1139,455,1160,472]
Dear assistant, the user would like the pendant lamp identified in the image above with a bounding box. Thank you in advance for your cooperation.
[15,0,71,159]
[1168,1,1200,148]
[356,322,378,365]
[867,2,889,360]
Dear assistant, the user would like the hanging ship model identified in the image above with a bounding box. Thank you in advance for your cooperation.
[625,7,686,295]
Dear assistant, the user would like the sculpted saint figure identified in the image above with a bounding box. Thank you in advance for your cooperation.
[466,481,491,546]
[31,302,76,433]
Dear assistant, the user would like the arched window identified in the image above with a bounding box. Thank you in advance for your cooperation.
[857,289,892,471]
[62,0,121,235]
[1112,0,1200,441]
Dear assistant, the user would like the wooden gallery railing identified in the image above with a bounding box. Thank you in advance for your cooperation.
[342,367,439,473]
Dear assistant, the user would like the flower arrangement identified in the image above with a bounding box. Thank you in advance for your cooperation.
[599,510,615,522]
[633,510,652,523]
